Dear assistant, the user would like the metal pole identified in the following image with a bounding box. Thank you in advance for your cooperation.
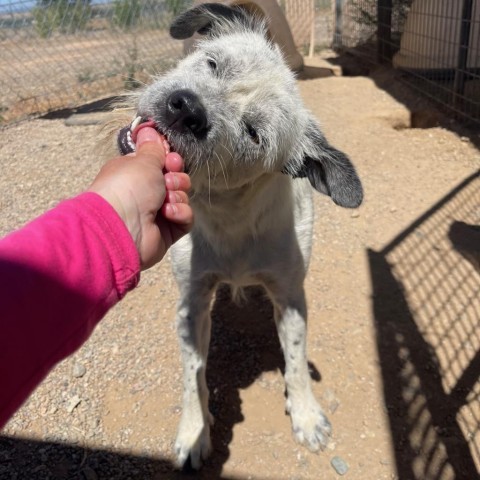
[453,0,474,106]
[333,0,344,50]
[377,0,393,62]
[309,0,315,58]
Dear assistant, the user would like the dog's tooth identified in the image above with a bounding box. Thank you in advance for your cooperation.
[127,130,136,151]
[130,115,142,131]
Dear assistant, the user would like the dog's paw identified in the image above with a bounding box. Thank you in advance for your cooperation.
[286,397,332,452]
[174,416,212,470]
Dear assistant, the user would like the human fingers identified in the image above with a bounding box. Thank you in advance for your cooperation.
[135,127,167,169]
[161,202,194,227]
[165,172,191,193]
[165,152,184,173]
[165,190,189,204]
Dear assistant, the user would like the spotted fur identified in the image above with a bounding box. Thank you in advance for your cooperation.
[117,3,363,469]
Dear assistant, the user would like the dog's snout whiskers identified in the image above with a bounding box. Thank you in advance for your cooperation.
[212,151,229,189]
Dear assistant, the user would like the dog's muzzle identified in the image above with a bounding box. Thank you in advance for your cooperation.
[117,116,171,156]
[165,89,209,139]
[117,90,208,157]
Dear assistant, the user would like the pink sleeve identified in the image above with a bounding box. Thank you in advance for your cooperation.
[0,192,140,428]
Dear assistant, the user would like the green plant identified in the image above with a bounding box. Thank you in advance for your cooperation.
[33,0,91,38]
[77,68,95,83]
[112,0,141,31]
[0,104,7,124]
[165,0,190,17]
[124,39,141,89]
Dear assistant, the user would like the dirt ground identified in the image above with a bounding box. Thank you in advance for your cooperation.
[1,55,479,480]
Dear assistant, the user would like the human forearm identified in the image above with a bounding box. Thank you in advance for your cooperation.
[0,192,140,427]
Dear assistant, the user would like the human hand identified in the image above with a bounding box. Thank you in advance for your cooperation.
[89,127,193,270]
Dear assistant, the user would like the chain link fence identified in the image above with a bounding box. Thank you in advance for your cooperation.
[0,0,323,124]
[336,0,480,126]
[2,1,480,126]
[0,0,327,124]
[0,0,188,123]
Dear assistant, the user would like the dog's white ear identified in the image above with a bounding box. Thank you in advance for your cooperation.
[170,3,248,39]
[285,119,363,208]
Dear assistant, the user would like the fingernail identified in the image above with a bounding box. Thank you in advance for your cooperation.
[168,203,177,215]
[136,127,163,148]
[166,152,184,171]
[166,173,179,190]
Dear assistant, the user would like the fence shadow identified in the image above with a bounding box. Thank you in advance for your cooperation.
[325,51,480,150]
[0,434,243,480]
[368,170,480,480]
[1,285,321,478]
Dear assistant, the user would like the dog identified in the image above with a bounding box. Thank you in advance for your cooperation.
[115,3,363,469]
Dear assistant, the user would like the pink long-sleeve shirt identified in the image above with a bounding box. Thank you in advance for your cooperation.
[0,192,140,428]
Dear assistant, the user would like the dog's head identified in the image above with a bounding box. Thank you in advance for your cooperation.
[120,3,362,208]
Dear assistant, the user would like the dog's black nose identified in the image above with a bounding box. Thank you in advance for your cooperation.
[166,89,208,138]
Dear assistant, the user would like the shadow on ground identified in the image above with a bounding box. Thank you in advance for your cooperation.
[369,170,480,480]
[326,51,480,150]
[1,286,321,479]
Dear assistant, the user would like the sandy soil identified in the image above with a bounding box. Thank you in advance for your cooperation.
[0,56,479,480]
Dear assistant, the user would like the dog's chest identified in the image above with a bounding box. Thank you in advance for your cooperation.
[192,176,295,251]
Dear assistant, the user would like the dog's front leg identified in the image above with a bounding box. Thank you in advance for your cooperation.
[174,282,215,469]
[274,289,332,451]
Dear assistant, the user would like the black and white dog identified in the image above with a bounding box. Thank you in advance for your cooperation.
[117,3,363,469]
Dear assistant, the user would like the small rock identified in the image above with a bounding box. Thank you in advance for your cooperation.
[72,363,86,378]
[81,466,98,480]
[88,417,100,432]
[32,465,47,473]
[323,388,340,414]
[66,395,81,413]
[327,441,337,451]
[351,212,360,218]
[331,456,349,476]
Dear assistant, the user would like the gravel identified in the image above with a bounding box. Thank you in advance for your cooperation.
[1,57,479,479]
[331,456,349,476]
[72,364,87,379]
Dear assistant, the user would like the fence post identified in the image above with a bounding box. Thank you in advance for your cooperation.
[377,0,392,62]
[333,0,344,50]
[453,0,474,107]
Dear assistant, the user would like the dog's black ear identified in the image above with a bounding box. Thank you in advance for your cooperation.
[170,3,248,39]
[285,119,363,208]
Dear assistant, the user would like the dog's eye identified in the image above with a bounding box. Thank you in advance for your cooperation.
[246,124,260,144]
[207,58,217,71]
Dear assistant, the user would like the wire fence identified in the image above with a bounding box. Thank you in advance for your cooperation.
[0,0,188,123]
[1,1,480,126]
[0,0,315,124]
[337,0,480,126]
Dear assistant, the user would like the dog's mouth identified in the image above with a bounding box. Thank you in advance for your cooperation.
[117,116,172,156]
